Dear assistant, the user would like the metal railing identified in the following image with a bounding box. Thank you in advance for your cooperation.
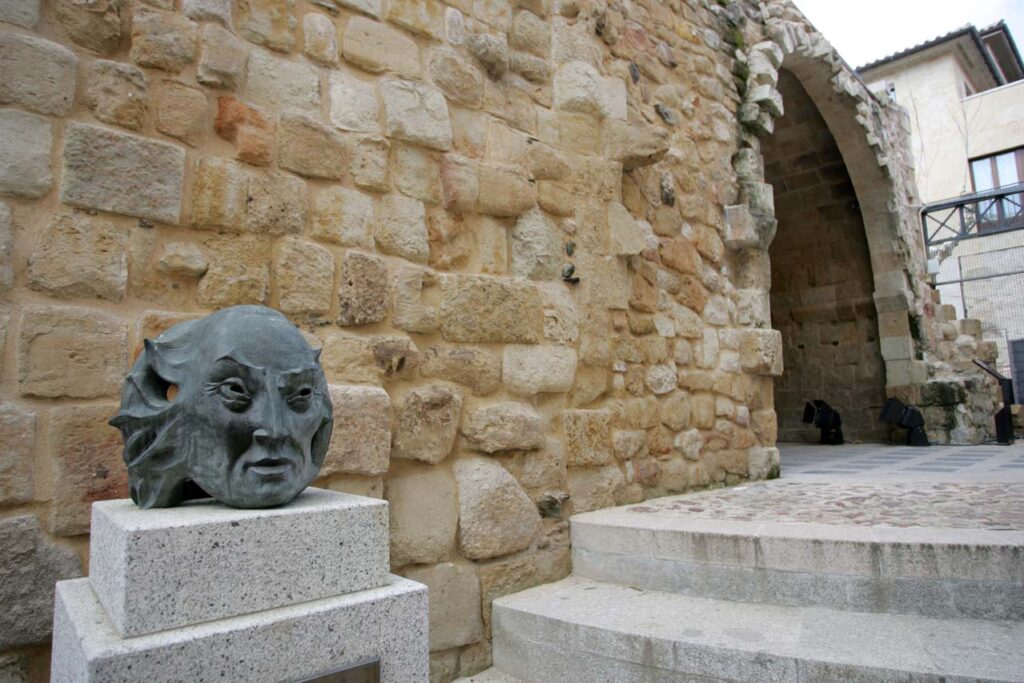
[922,182,1024,246]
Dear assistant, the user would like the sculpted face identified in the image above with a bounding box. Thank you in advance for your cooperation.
[111,306,333,509]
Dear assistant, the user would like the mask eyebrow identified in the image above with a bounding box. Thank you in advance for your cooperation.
[215,354,264,372]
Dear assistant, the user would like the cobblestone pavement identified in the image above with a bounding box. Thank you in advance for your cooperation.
[626,480,1024,530]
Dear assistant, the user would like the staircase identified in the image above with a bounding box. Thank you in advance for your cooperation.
[463,489,1024,682]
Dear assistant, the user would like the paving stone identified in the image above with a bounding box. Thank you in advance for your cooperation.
[381,78,453,151]
[0,31,77,116]
[462,402,545,453]
[323,385,391,476]
[237,0,296,52]
[274,236,334,315]
[0,110,52,199]
[387,465,458,567]
[61,123,185,224]
[342,16,421,78]
[338,250,389,326]
[392,384,463,464]
[130,8,198,72]
[85,60,149,131]
[454,456,541,560]
[28,211,127,302]
[0,515,82,648]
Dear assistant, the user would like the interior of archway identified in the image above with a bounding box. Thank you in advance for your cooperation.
[765,70,890,443]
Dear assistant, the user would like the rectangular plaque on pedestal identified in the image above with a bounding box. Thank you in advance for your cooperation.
[88,488,389,637]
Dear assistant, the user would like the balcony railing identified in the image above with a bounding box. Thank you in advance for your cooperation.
[922,182,1024,247]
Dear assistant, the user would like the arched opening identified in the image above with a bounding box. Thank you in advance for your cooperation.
[765,69,889,443]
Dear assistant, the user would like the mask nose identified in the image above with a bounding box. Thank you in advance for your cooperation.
[252,385,288,446]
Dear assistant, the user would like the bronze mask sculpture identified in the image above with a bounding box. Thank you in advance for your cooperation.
[110,306,334,509]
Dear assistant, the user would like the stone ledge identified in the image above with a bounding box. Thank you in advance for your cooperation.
[89,488,389,638]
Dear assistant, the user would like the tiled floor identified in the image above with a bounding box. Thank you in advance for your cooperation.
[779,441,1024,483]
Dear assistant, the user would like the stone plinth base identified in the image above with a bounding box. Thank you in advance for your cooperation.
[52,488,427,682]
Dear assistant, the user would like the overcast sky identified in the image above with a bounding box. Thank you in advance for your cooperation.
[793,0,1024,69]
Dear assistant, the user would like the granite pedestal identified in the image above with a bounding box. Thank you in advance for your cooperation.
[52,488,428,682]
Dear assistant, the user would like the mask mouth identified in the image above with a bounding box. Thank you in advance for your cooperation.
[243,454,296,478]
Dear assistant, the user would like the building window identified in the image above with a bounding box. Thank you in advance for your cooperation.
[969,147,1024,230]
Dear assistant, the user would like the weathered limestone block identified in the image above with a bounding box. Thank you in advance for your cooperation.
[214,97,274,166]
[511,207,562,280]
[661,392,691,431]
[562,408,612,467]
[156,242,208,278]
[352,136,390,191]
[183,0,232,26]
[0,516,82,648]
[319,331,379,384]
[660,237,701,275]
[342,16,421,77]
[274,236,334,315]
[323,385,391,476]
[553,60,625,119]
[477,163,536,217]
[370,334,420,381]
[387,465,458,566]
[0,0,38,28]
[466,32,510,78]
[602,119,670,170]
[385,0,444,39]
[337,251,388,325]
[0,32,77,116]
[28,212,127,302]
[86,61,148,131]
[747,84,784,117]
[503,344,576,395]
[723,204,759,249]
[454,456,541,560]
[428,47,485,107]
[19,306,127,399]
[540,282,579,344]
[62,123,185,224]
[392,384,463,464]
[612,429,646,461]
[404,561,483,652]
[646,364,677,395]
[303,12,338,64]
[246,170,305,235]
[740,329,783,376]
[510,51,550,82]
[525,142,570,180]
[440,275,544,343]
[608,202,645,255]
[440,154,480,212]
[568,463,624,513]
[462,402,545,452]
[279,113,347,179]
[675,428,703,460]
[197,25,248,89]
[53,0,122,54]
[0,405,34,505]
[130,8,197,72]
[420,345,501,396]
[197,235,270,306]
[237,0,296,52]
[0,110,52,198]
[155,80,207,144]
[393,144,442,203]
[49,403,127,535]
[748,447,780,481]
[191,156,249,231]
[381,78,453,151]
[376,194,430,263]
[311,186,375,248]
[510,10,550,57]
[329,72,380,134]
[391,265,439,333]
[246,47,320,114]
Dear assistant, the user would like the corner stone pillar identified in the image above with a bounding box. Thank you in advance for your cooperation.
[51,488,428,682]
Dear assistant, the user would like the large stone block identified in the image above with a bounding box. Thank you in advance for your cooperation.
[352,136,391,191]
[428,46,484,107]
[48,403,127,536]
[18,306,127,400]
[553,60,625,119]
[381,78,452,151]
[0,32,77,115]
[273,236,334,315]
[246,170,305,235]
[393,144,442,204]
[462,402,545,453]
[191,156,249,232]
[323,385,391,477]
[85,60,148,131]
[278,113,347,180]
[53,0,123,54]
[567,463,624,513]
[183,0,232,26]
[329,71,381,134]
[130,8,197,72]
[386,465,458,567]
[420,345,502,396]
[0,404,34,505]
[477,163,536,217]
[197,24,249,89]
[454,456,541,560]
[0,204,11,291]
[52,576,427,682]
[312,186,375,248]
[197,235,270,306]
[390,265,438,333]
[88,489,388,637]
[342,16,421,78]
[385,0,444,39]
[740,329,783,376]
[236,0,296,52]
[61,123,185,224]
[0,109,52,198]
[28,211,127,302]
[303,12,338,64]
[404,561,483,652]
[376,194,430,263]
[246,47,320,114]
[338,250,389,326]
[511,208,562,280]
[562,409,612,467]
[0,0,39,28]
[214,97,274,166]
[503,345,576,395]
[155,80,207,144]
[440,275,544,343]
[392,384,463,464]
[0,515,82,649]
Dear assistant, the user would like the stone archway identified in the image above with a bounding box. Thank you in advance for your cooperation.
[764,69,889,442]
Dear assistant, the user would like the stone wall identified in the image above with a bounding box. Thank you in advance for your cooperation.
[765,70,888,442]
[0,0,998,679]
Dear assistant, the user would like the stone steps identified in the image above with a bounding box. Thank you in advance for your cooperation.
[491,576,1024,683]
[571,506,1024,621]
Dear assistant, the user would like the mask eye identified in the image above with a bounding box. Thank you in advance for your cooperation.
[217,379,251,410]
[287,386,313,412]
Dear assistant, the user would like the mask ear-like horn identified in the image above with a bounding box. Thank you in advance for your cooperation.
[312,347,322,362]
